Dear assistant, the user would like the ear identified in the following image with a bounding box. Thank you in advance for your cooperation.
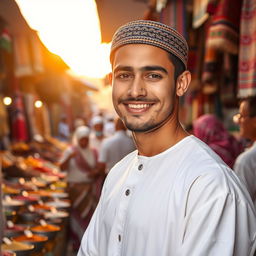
[176,71,191,97]
[108,73,113,85]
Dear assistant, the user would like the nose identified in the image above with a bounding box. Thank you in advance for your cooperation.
[233,113,244,124]
[233,114,240,124]
[128,75,146,98]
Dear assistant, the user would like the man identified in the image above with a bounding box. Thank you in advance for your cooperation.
[89,115,105,153]
[58,115,70,142]
[103,114,115,137]
[98,117,136,174]
[59,126,98,251]
[233,96,256,206]
[78,20,256,256]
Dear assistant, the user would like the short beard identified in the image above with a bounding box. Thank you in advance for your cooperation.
[124,116,157,133]
[123,104,175,134]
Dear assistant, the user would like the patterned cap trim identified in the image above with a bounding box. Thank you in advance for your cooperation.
[110,20,188,69]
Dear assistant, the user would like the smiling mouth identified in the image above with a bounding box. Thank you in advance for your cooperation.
[124,103,153,113]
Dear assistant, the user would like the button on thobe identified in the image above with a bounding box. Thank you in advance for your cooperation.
[110,158,145,255]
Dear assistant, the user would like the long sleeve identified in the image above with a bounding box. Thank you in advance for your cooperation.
[178,173,256,256]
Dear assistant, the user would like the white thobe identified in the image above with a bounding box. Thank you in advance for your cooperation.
[59,147,94,183]
[98,130,135,173]
[78,136,256,256]
[234,142,256,206]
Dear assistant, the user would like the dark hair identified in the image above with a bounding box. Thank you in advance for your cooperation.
[167,53,186,82]
[245,96,256,117]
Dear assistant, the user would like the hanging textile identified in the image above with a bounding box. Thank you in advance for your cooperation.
[13,35,33,77]
[192,0,210,29]
[0,95,10,138]
[0,28,12,53]
[23,93,39,139]
[24,93,52,138]
[160,0,187,38]
[11,92,28,142]
[207,0,242,55]
[238,0,256,97]
[41,104,51,137]
[49,103,62,137]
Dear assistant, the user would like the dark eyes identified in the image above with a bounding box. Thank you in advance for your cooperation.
[146,73,162,79]
[115,72,163,80]
[115,73,131,79]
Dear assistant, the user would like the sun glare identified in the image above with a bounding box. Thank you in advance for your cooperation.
[15,0,111,78]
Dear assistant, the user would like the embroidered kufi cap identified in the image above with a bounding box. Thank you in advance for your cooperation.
[110,20,188,69]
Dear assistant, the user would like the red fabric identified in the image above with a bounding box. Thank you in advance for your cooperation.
[12,93,28,142]
[72,146,97,173]
[206,0,242,54]
[193,114,243,168]
[206,0,218,15]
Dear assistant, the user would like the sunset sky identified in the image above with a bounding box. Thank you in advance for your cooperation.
[15,0,112,79]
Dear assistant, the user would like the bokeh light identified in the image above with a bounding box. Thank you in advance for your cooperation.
[3,97,12,106]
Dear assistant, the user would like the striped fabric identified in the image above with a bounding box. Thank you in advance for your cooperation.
[160,0,187,39]
[238,0,256,98]
[206,0,242,55]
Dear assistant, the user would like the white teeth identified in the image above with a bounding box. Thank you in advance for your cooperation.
[128,104,150,109]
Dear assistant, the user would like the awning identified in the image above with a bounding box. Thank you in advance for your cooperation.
[72,77,99,92]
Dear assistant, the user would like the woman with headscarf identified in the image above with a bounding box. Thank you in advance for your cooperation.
[59,126,98,252]
[193,114,243,168]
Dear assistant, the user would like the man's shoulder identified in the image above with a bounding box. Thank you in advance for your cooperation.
[236,143,256,164]
[101,135,116,147]
[179,136,227,166]
[177,136,238,186]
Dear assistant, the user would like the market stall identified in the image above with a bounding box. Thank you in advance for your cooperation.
[1,137,71,256]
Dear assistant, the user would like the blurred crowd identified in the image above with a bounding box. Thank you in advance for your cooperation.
[57,112,136,253]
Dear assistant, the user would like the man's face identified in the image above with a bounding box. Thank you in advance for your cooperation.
[236,100,256,140]
[94,123,103,132]
[79,137,89,148]
[111,44,177,133]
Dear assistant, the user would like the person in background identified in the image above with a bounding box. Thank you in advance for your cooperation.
[89,115,105,153]
[233,96,256,206]
[59,126,98,252]
[78,20,256,256]
[98,117,136,175]
[58,115,70,142]
[193,114,243,168]
[103,114,116,137]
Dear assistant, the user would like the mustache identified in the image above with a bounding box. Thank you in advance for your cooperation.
[118,97,156,104]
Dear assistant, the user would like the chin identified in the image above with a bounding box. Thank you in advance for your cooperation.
[125,122,160,133]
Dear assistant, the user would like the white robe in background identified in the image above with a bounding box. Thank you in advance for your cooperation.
[234,142,256,206]
[78,136,256,256]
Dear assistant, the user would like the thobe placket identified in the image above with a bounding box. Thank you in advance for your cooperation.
[112,157,145,255]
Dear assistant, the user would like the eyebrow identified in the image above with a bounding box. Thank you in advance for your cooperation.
[113,65,168,74]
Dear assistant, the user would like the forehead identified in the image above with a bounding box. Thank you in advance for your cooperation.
[79,136,88,141]
[240,100,250,113]
[112,44,173,69]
